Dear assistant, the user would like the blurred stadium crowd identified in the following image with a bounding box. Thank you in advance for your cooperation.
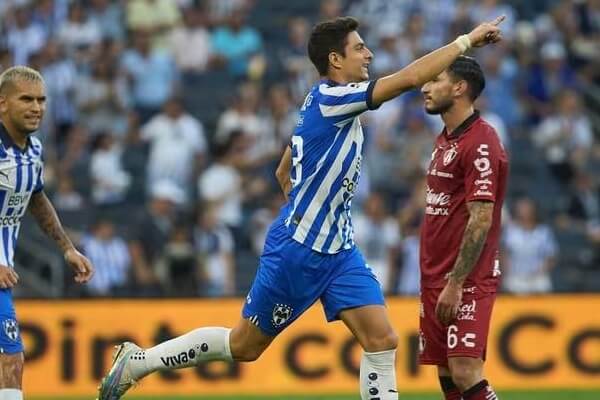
[1,0,599,298]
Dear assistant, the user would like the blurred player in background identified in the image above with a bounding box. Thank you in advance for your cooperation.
[0,66,94,400]
[98,16,504,400]
[419,56,508,400]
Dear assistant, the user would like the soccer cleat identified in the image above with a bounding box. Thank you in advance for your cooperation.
[97,342,141,400]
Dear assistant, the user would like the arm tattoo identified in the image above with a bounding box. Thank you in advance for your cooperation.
[28,191,74,254]
[448,201,494,284]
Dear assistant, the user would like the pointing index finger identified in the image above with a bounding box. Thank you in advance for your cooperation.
[490,15,506,26]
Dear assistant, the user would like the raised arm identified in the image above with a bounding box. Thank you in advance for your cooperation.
[371,16,505,106]
[28,191,94,283]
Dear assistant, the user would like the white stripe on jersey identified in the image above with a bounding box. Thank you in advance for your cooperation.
[313,118,365,251]
[319,102,367,117]
[292,118,359,245]
[285,126,345,228]
[318,81,370,96]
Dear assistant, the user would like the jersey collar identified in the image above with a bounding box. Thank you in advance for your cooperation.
[321,78,341,87]
[0,123,32,153]
[445,110,480,139]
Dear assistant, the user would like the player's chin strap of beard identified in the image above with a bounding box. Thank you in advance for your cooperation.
[0,388,23,400]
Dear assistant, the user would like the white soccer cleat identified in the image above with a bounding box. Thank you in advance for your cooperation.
[97,342,141,400]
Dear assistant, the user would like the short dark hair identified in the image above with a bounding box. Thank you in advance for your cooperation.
[308,16,359,76]
[447,56,485,101]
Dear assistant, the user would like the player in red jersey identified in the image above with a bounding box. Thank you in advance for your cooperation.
[419,55,508,400]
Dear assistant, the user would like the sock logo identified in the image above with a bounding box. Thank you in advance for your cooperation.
[367,372,380,400]
[160,351,191,367]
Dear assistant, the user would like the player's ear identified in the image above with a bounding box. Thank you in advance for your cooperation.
[328,51,343,71]
[454,80,468,98]
[0,95,7,114]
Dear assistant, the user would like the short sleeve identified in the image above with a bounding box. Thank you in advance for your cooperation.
[33,160,44,194]
[317,80,379,119]
[463,133,502,203]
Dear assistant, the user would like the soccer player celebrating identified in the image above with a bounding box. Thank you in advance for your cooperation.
[0,66,94,400]
[418,56,508,400]
[98,16,504,400]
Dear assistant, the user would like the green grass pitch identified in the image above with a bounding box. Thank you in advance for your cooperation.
[33,390,600,400]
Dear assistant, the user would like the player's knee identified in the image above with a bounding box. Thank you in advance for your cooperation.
[362,330,398,352]
[449,363,481,392]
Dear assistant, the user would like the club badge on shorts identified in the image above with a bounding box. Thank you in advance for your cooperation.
[272,304,293,327]
[2,319,19,342]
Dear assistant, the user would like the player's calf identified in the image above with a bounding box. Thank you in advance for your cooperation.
[438,375,462,400]
[127,327,233,380]
[229,320,273,362]
[0,353,23,399]
[448,357,498,400]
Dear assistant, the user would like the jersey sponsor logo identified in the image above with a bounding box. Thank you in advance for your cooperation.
[425,187,450,206]
[0,216,21,226]
[7,194,28,207]
[2,319,19,342]
[457,299,477,321]
[473,143,494,194]
[430,170,454,178]
[272,303,293,327]
[493,258,501,277]
[425,187,451,216]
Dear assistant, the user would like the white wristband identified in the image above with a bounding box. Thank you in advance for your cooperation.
[454,34,471,53]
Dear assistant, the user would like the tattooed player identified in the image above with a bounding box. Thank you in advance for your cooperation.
[419,56,508,400]
[0,66,94,400]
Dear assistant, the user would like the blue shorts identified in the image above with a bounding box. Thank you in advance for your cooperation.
[242,221,385,336]
[0,289,23,354]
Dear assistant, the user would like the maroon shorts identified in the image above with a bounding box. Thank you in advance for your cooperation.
[418,287,496,366]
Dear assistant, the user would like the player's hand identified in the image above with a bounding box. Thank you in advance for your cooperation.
[64,248,94,284]
[435,281,463,325]
[0,265,19,289]
[467,15,505,48]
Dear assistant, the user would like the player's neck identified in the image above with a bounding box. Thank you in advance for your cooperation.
[0,120,28,149]
[442,105,475,135]
[324,71,350,85]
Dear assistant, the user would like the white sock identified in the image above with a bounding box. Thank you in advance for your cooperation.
[129,327,232,379]
[0,389,23,400]
[360,350,398,400]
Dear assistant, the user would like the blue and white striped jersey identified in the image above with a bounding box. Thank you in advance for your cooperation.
[281,79,379,254]
[0,124,44,267]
